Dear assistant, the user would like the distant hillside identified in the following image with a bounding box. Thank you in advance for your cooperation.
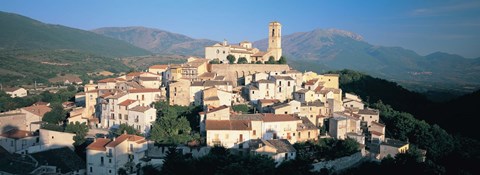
[255,29,480,94]
[0,11,151,57]
[336,69,480,139]
[92,27,216,56]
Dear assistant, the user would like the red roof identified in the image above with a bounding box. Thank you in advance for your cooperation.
[262,113,300,122]
[118,99,137,106]
[127,88,161,93]
[206,120,251,130]
[98,78,125,83]
[106,134,145,148]
[149,65,168,69]
[371,121,386,127]
[305,79,318,85]
[0,129,34,139]
[370,131,384,136]
[258,99,280,104]
[87,138,111,151]
[22,105,52,117]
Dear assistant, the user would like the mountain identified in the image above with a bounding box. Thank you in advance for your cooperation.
[254,29,480,94]
[0,11,151,57]
[92,27,217,56]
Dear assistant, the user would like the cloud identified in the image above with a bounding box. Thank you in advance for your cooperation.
[411,1,480,16]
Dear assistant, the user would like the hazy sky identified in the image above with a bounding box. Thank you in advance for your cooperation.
[1,0,479,58]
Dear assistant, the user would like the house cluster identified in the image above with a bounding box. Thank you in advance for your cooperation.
[0,21,412,174]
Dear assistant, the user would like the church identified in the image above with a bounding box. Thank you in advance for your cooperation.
[205,22,282,64]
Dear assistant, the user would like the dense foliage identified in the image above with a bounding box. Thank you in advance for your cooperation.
[237,57,248,64]
[294,138,360,162]
[115,123,141,136]
[278,56,287,64]
[159,146,276,175]
[64,121,89,146]
[150,101,202,145]
[227,54,236,64]
[265,56,276,64]
[42,103,67,124]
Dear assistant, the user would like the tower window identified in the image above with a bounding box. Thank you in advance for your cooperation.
[272,29,275,36]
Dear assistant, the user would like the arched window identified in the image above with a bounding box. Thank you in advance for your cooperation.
[272,29,275,36]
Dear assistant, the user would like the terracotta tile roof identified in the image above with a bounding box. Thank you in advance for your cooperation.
[305,79,318,85]
[149,65,169,69]
[203,80,232,87]
[251,51,267,57]
[139,77,159,81]
[0,129,34,139]
[2,87,23,92]
[301,100,324,107]
[106,134,145,148]
[358,109,379,115]
[297,117,318,131]
[129,105,152,112]
[250,139,296,153]
[262,113,299,122]
[199,105,229,115]
[118,99,137,106]
[370,131,384,136]
[87,138,111,151]
[206,120,251,130]
[272,75,294,81]
[295,89,311,94]
[98,78,126,83]
[258,99,280,104]
[128,88,161,93]
[371,121,386,127]
[33,101,49,106]
[22,105,52,117]
[257,79,274,84]
[126,72,144,77]
[230,114,264,121]
[198,72,216,78]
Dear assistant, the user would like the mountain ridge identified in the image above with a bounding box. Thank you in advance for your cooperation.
[92,26,217,56]
[0,11,151,57]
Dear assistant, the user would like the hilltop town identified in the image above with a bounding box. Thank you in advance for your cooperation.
[0,22,414,175]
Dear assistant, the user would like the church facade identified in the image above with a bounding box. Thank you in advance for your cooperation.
[205,21,283,64]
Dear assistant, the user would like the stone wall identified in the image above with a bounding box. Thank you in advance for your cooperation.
[209,64,290,86]
[311,151,366,173]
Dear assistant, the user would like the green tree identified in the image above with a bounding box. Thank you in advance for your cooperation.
[115,123,140,136]
[67,85,77,92]
[266,56,276,64]
[227,54,236,64]
[232,104,249,113]
[237,57,248,64]
[160,146,194,175]
[150,114,193,145]
[41,123,64,132]
[209,58,220,64]
[65,121,89,146]
[256,61,263,64]
[42,103,66,124]
[277,56,287,64]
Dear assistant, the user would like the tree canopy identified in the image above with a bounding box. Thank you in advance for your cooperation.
[237,57,248,64]
[265,56,276,64]
[227,54,236,64]
[64,121,89,146]
[115,123,141,136]
[42,103,67,124]
[277,56,287,64]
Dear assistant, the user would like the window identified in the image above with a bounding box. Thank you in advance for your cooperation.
[279,87,282,92]
[253,130,256,136]
[142,95,145,100]
[279,81,282,86]
[252,91,255,94]
[90,167,92,173]
[284,111,288,114]
[216,49,219,54]
[109,158,112,163]
[119,114,122,120]
[272,29,275,36]
[101,157,104,165]
[308,132,311,138]
[288,81,290,87]
[109,170,112,174]
[108,149,112,157]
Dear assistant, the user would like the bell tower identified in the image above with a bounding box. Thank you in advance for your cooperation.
[267,21,282,60]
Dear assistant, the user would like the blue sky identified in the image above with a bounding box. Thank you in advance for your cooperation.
[1,0,480,58]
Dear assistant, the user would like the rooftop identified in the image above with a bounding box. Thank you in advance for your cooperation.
[358,109,379,115]
[297,117,318,131]
[382,138,408,148]
[206,120,251,130]
[129,105,152,112]
[0,129,34,139]
[149,64,169,69]
[22,105,52,117]
[128,88,161,93]
[262,113,299,122]
[118,99,137,106]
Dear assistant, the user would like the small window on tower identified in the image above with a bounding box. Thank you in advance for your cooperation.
[272,29,275,36]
